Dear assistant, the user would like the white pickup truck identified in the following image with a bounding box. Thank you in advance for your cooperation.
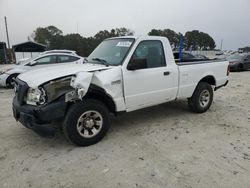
[12,36,229,146]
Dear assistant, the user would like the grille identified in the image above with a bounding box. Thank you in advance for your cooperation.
[15,79,28,105]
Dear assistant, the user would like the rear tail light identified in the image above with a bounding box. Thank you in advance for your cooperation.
[227,65,230,76]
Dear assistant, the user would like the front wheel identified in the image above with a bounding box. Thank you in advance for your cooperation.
[188,82,213,113]
[63,99,110,146]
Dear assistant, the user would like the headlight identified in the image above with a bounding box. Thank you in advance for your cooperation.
[26,87,46,105]
[43,77,73,103]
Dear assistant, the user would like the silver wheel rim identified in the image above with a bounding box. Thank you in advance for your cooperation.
[199,90,210,108]
[76,110,103,138]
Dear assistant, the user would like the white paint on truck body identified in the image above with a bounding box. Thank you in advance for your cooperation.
[177,60,228,98]
[17,36,229,113]
[121,36,179,111]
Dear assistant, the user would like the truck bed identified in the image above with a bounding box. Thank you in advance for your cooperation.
[176,59,225,66]
[176,59,229,99]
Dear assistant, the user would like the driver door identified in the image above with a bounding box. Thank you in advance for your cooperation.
[122,40,178,111]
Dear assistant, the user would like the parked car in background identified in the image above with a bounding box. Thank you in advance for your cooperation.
[15,50,79,65]
[194,54,209,60]
[173,52,208,62]
[41,50,77,55]
[226,53,250,71]
[16,57,32,65]
[215,50,224,56]
[0,52,84,88]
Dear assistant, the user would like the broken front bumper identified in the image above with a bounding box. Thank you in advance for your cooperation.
[12,96,68,138]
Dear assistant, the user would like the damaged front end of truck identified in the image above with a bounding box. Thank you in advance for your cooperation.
[12,66,122,138]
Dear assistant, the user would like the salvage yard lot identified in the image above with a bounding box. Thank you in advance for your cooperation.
[0,70,250,188]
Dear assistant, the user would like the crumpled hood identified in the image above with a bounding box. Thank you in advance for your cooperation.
[0,64,15,72]
[18,63,111,88]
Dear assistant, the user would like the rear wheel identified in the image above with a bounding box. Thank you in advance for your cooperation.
[63,99,110,146]
[188,82,213,113]
[6,74,18,88]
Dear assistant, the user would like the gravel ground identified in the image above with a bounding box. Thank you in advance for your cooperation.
[0,69,250,188]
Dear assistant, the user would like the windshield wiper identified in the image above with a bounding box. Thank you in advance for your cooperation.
[92,58,110,66]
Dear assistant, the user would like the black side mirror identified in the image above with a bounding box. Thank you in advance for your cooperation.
[127,58,147,70]
[244,58,248,61]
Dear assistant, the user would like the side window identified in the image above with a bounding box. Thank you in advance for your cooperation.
[35,55,57,65]
[58,55,79,63]
[130,40,166,69]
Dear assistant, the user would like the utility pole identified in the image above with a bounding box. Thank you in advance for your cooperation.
[220,39,223,51]
[4,16,10,49]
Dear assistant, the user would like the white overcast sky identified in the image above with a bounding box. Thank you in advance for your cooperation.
[0,0,249,50]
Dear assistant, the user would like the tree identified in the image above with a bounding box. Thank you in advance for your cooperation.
[61,34,85,56]
[114,27,134,36]
[148,29,181,49]
[94,28,134,43]
[33,25,63,47]
[91,28,134,54]
[94,30,114,43]
[239,46,250,52]
[33,27,50,45]
[49,35,64,50]
[46,25,63,36]
[184,30,216,50]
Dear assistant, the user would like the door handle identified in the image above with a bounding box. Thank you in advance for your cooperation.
[163,71,170,76]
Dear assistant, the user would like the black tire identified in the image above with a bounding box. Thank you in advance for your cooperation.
[6,74,18,88]
[237,64,243,72]
[188,82,213,113]
[63,99,110,146]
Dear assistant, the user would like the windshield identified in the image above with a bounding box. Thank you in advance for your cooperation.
[87,38,135,66]
[226,54,243,61]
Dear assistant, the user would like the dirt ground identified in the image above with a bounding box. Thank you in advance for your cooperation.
[0,69,250,188]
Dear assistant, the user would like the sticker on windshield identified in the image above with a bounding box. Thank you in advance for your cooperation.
[116,41,132,47]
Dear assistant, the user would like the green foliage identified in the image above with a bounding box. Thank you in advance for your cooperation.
[239,46,250,52]
[32,25,216,56]
[94,28,134,44]
[148,29,181,49]
[62,34,85,56]
[185,30,216,50]
[33,26,134,56]
[149,29,216,50]
[33,26,63,46]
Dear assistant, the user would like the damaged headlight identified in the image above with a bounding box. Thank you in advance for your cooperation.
[43,77,73,103]
[26,87,46,105]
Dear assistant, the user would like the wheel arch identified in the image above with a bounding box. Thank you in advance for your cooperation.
[198,75,216,86]
[6,73,20,86]
[189,75,215,98]
[83,84,117,114]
